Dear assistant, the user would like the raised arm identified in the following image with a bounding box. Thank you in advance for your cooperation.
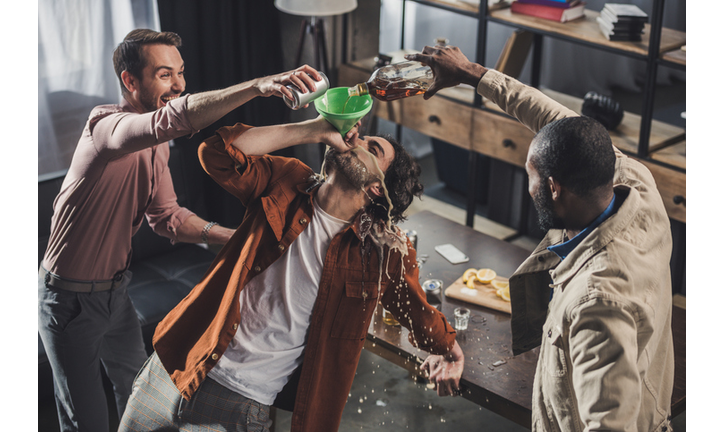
[229,116,357,156]
[198,117,360,206]
[185,65,323,132]
[94,65,325,155]
[406,46,577,133]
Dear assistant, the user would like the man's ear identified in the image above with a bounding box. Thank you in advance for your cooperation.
[548,176,562,201]
[121,70,138,93]
[367,181,385,198]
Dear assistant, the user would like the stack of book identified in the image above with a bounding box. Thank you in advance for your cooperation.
[596,3,648,41]
[510,0,585,23]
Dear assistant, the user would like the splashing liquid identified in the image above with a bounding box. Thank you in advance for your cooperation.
[318,146,423,335]
[352,146,394,227]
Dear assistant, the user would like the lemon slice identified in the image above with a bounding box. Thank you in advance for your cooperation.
[491,280,509,290]
[466,277,477,290]
[497,287,511,302]
[495,286,510,301]
[476,268,497,284]
[462,268,478,283]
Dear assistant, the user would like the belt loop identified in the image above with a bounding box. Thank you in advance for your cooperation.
[112,272,123,291]
[44,271,51,288]
[90,281,95,294]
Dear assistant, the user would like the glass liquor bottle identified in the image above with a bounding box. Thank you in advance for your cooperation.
[347,60,433,102]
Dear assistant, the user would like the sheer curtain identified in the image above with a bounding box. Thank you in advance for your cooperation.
[38,0,160,177]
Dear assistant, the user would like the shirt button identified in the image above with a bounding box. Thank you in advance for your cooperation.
[254,265,262,272]
[278,244,285,251]
[538,256,545,262]
[548,329,552,338]
[300,218,308,225]
[233,323,238,330]
[211,353,219,361]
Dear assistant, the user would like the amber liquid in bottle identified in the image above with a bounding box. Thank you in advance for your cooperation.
[366,77,428,101]
[348,61,433,102]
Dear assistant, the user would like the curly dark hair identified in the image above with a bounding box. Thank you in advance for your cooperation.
[367,134,424,224]
[113,29,182,95]
[530,116,615,197]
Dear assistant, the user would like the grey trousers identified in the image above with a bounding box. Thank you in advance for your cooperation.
[38,270,148,432]
[119,352,273,432]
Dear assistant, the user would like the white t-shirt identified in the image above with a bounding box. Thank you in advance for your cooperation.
[207,199,349,405]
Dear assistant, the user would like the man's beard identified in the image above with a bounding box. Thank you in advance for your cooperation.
[138,92,159,113]
[532,184,565,231]
[323,149,377,190]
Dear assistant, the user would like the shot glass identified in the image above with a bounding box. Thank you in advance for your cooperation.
[454,307,471,331]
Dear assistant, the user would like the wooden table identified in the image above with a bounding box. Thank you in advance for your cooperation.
[365,210,686,428]
[367,210,537,428]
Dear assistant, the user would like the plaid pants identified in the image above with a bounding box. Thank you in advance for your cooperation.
[118,352,272,432]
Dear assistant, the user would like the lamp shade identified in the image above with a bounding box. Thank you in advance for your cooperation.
[274,0,357,17]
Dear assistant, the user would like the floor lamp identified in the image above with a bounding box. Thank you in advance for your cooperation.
[274,0,358,74]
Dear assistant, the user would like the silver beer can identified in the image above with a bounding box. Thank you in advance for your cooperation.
[283,72,330,110]
[422,279,443,310]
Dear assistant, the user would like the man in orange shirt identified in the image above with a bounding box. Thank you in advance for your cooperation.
[119,116,464,431]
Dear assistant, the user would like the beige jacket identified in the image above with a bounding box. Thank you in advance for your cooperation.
[477,70,675,431]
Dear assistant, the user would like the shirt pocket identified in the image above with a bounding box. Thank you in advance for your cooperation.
[542,324,568,378]
[539,323,579,432]
[330,281,379,340]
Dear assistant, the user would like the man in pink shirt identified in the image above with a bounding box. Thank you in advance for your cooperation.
[38,28,324,432]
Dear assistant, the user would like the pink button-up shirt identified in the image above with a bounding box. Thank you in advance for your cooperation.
[42,96,198,281]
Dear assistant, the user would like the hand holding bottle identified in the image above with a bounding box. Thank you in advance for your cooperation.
[405,46,488,100]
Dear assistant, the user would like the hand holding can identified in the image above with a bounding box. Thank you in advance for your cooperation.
[283,72,330,110]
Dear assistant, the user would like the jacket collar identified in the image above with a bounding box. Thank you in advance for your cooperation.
[300,174,324,196]
[549,185,636,288]
[299,177,392,244]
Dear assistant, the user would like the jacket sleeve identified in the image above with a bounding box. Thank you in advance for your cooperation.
[476,70,578,133]
[198,122,311,208]
[381,241,457,356]
[477,69,626,164]
[568,296,641,431]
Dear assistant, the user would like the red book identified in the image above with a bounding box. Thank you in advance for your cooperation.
[517,0,581,8]
[511,1,586,22]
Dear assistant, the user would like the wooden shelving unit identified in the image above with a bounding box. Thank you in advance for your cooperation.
[488,8,686,58]
[386,0,686,225]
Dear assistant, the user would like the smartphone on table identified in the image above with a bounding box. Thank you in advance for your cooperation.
[434,243,470,265]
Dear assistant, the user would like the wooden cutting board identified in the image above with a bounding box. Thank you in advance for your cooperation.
[444,275,512,314]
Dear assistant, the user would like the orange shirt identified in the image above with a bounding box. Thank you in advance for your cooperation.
[153,123,456,431]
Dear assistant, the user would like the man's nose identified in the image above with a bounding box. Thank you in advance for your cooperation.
[172,75,185,93]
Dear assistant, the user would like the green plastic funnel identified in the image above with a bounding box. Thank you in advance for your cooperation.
[315,87,373,135]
